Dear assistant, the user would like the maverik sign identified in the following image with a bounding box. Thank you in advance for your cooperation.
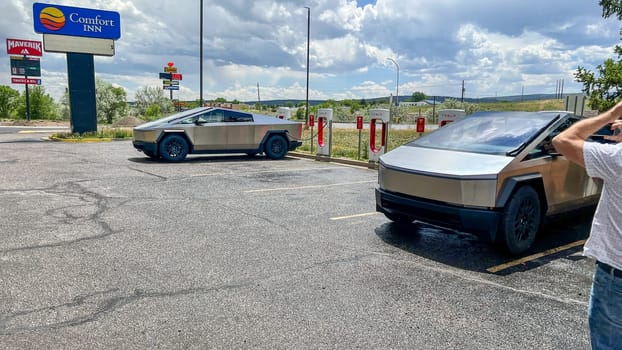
[6,38,43,56]
[33,3,121,40]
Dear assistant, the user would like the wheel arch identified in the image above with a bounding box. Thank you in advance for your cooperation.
[259,130,289,150]
[496,174,547,215]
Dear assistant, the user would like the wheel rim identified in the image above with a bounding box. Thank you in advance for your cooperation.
[271,139,284,155]
[514,198,537,241]
[166,140,183,158]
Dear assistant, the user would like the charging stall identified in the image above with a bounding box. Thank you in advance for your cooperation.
[316,108,333,157]
[368,108,390,162]
[276,107,292,119]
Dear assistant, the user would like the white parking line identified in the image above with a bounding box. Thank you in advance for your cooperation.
[330,212,380,220]
[244,180,375,193]
[191,167,337,178]
[18,129,67,133]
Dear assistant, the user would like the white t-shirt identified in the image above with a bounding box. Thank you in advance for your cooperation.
[583,141,622,271]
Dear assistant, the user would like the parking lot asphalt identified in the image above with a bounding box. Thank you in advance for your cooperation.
[0,132,595,349]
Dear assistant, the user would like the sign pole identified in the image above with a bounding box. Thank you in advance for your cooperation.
[23,54,30,121]
[25,82,30,121]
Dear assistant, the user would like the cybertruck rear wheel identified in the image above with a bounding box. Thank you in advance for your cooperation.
[265,135,288,160]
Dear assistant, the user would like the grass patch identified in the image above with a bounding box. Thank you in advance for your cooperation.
[298,128,427,160]
[51,127,134,141]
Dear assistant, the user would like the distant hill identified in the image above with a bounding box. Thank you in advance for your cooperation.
[248,93,564,106]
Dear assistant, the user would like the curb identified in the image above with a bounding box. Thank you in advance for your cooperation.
[289,151,378,169]
[45,137,131,142]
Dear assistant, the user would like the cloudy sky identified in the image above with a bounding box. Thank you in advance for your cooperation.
[1,0,621,103]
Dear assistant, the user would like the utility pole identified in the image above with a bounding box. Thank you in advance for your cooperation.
[461,80,465,103]
[199,0,204,107]
[304,6,311,125]
[257,82,261,108]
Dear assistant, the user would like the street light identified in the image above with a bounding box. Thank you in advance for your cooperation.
[199,0,204,107]
[304,6,310,125]
[386,57,399,106]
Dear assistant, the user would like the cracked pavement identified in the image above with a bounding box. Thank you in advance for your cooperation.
[0,133,595,349]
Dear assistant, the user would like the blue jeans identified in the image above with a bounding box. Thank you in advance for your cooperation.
[588,262,622,350]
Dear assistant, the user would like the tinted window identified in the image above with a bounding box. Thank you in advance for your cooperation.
[197,109,225,123]
[524,116,575,160]
[224,110,253,122]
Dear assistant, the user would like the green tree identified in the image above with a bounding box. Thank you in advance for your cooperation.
[0,85,20,118]
[135,86,172,117]
[96,79,128,124]
[16,86,59,120]
[214,97,227,103]
[144,104,161,118]
[410,91,427,102]
[575,0,622,111]
[59,89,70,120]
[439,98,479,115]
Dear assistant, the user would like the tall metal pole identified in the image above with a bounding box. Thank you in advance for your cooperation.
[304,6,310,125]
[199,0,204,107]
[387,57,399,106]
[25,83,31,121]
[386,57,399,152]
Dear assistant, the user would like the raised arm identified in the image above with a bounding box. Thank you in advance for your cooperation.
[552,101,622,167]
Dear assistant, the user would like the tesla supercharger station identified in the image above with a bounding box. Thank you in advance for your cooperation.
[368,108,390,162]
[316,108,333,157]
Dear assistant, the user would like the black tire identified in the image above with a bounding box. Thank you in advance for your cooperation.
[158,134,189,162]
[264,135,288,160]
[498,186,541,255]
[384,212,414,224]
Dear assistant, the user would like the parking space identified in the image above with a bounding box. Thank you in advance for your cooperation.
[0,135,595,349]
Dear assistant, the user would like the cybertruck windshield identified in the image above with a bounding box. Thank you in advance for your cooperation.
[408,111,560,156]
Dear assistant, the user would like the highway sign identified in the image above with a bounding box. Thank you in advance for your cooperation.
[171,73,182,80]
[164,66,177,73]
[6,38,43,56]
[163,85,179,90]
[159,72,171,80]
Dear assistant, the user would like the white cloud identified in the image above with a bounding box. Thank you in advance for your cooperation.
[1,0,620,103]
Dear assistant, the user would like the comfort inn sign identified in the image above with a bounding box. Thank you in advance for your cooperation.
[33,3,121,40]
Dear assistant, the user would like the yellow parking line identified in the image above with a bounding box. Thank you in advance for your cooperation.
[244,180,375,193]
[330,212,380,220]
[486,239,586,273]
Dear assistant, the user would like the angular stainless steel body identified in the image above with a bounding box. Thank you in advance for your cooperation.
[132,107,303,159]
[376,111,602,243]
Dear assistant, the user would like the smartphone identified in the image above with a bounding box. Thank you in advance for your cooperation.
[595,124,621,136]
